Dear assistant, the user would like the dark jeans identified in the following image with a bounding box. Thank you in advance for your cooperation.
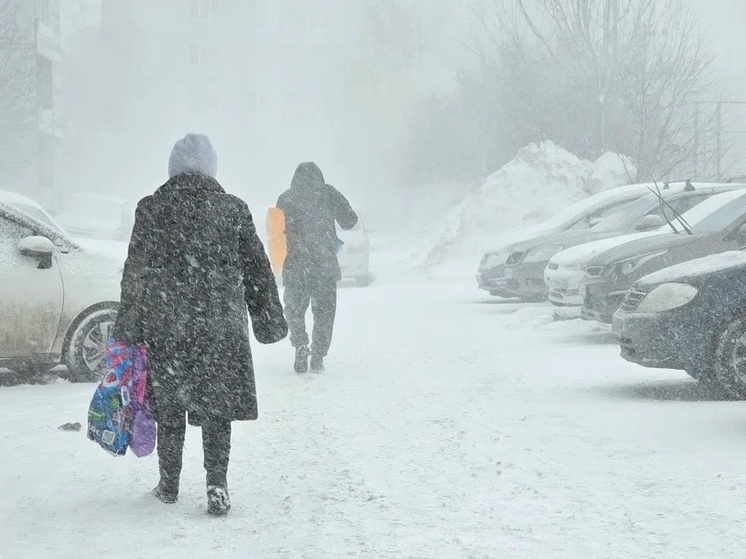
[157,411,232,489]
[283,281,337,357]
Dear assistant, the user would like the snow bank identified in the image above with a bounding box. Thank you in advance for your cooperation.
[421,142,635,267]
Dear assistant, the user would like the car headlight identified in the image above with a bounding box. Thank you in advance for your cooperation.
[523,245,564,263]
[635,283,698,313]
[481,252,507,269]
[611,250,668,277]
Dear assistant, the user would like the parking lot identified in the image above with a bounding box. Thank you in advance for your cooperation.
[2,277,745,558]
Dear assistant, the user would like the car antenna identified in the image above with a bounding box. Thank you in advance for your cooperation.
[649,176,693,235]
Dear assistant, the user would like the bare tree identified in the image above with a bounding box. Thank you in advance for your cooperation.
[476,0,719,180]
[0,0,36,182]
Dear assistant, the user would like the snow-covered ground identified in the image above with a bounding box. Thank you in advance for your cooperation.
[2,249,746,558]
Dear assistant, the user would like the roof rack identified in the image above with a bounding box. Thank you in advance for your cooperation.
[662,179,694,190]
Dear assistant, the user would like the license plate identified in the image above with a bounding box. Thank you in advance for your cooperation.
[612,318,623,337]
[550,277,568,290]
[579,283,587,298]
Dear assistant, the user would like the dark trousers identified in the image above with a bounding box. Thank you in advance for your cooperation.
[157,411,232,488]
[283,281,337,357]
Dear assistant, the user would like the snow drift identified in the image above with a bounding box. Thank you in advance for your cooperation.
[421,142,635,267]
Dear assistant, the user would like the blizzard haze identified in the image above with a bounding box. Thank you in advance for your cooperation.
[7,1,746,558]
[59,0,480,223]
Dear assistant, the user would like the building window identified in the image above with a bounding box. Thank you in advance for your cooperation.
[306,16,325,35]
[250,0,267,21]
[190,0,220,20]
[37,56,54,110]
[189,44,212,66]
[37,0,50,22]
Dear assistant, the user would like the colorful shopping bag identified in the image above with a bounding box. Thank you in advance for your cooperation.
[87,340,155,457]
[129,346,156,457]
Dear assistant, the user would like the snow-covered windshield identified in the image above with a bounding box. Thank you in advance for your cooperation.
[534,187,640,229]
[589,194,658,232]
[7,202,65,234]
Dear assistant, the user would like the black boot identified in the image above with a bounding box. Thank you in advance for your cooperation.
[310,354,324,372]
[153,412,186,504]
[294,345,310,373]
[203,419,232,515]
[152,480,179,504]
[206,485,231,515]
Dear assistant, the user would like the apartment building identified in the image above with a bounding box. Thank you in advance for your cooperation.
[1,0,63,206]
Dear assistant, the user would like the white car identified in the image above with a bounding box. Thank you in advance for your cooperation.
[545,188,746,309]
[477,183,654,296]
[0,190,121,384]
[54,192,135,242]
[337,219,372,286]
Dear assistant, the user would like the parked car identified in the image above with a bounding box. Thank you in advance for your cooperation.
[0,190,121,383]
[501,182,735,301]
[337,218,372,287]
[545,184,746,308]
[613,251,746,394]
[54,192,135,242]
[560,188,746,323]
[476,183,653,297]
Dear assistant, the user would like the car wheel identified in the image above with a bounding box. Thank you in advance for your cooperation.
[714,316,746,398]
[65,308,117,383]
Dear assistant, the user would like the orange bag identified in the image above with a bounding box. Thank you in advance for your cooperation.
[266,207,287,276]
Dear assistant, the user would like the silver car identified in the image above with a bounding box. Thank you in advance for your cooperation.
[0,190,121,384]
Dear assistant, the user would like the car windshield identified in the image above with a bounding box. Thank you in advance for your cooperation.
[589,194,660,232]
[688,193,746,234]
[9,202,65,234]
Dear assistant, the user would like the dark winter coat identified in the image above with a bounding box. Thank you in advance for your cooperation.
[276,162,358,287]
[112,173,287,426]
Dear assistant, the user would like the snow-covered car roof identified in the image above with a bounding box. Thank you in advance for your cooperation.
[638,251,746,286]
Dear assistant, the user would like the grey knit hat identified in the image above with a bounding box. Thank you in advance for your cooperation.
[168,133,218,179]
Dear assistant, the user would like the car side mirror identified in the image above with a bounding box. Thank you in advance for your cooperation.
[635,215,665,231]
[18,236,56,269]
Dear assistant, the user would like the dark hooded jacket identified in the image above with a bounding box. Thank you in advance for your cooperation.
[276,162,358,287]
[112,173,287,426]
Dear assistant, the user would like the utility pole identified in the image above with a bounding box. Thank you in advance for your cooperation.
[693,102,699,178]
[716,100,723,180]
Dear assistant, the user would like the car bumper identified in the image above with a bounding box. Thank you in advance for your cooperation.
[476,264,510,295]
[339,251,369,279]
[502,262,548,300]
[580,282,627,323]
[612,308,711,371]
[545,268,586,307]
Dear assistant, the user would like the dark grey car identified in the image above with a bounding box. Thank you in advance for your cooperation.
[581,190,746,323]
[499,183,738,301]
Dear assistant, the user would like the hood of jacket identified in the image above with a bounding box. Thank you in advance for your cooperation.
[291,162,325,192]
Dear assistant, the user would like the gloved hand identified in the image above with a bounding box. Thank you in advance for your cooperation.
[252,311,288,345]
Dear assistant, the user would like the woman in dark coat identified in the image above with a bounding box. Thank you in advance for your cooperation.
[112,134,287,515]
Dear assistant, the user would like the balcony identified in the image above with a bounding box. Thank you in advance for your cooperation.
[36,20,61,63]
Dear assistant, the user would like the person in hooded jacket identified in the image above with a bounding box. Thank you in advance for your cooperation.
[277,162,358,373]
[112,134,287,515]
